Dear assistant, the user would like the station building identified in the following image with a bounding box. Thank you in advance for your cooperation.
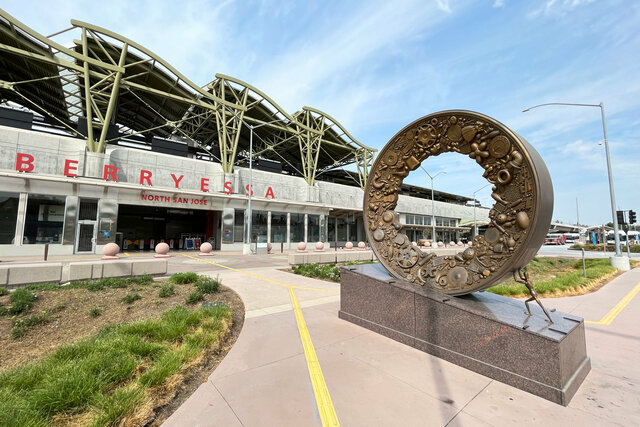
[0,10,489,256]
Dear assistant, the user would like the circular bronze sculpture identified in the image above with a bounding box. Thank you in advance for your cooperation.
[364,110,553,296]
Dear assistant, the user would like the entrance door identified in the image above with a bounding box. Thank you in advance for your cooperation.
[75,199,98,254]
[76,221,97,253]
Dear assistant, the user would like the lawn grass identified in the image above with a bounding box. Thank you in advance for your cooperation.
[0,304,232,426]
[488,258,617,297]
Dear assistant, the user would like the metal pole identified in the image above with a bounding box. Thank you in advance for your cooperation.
[599,103,622,256]
[473,198,477,238]
[522,102,622,257]
[576,197,579,226]
[581,248,586,278]
[246,126,253,254]
[431,176,435,244]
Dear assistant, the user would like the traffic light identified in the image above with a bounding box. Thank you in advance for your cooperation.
[617,210,625,225]
[630,210,637,224]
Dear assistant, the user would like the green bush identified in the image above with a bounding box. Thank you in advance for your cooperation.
[195,276,220,294]
[185,290,204,305]
[0,287,9,296]
[292,264,340,282]
[9,288,37,315]
[127,275,153,286]
[12,313,49,338]
[89,307,102,318]
[158,284,175,298]
[570,243,640,253]
[170,272,199,284]
[120,294,142,304]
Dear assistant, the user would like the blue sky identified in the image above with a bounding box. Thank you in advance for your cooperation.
[4,0,639,226]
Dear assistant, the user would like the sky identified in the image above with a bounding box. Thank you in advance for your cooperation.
[3,0,639,226]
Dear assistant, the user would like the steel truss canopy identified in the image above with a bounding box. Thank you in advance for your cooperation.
[0,9,376,188]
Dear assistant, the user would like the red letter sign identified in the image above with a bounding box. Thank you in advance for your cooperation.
[15,153,34,172]
[140,170,152,185]
[103,165,118,181]
[224,181,233,194]
[171,173,184,189]
[245,184,253,196]
[200,178,209,192]
[265,186,275,199]
[63,159,78,177]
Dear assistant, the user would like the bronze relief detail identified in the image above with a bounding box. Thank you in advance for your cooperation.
[364,111,553,296]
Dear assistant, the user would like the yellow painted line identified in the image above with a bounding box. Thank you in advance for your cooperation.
[181,253,340,426]
[586,281,640,325]
[289,286,339,427]
[123,252,130,257]
[178,254,338,293]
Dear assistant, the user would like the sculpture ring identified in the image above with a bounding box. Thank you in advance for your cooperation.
[363,110,553,295]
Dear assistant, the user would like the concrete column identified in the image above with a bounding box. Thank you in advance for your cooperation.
[304,213,308,243]
[267,211,272,244]
[286,212,291,245]
[14,193,28,246]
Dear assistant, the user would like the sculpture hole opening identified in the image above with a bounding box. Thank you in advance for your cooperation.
[403,151,492,248]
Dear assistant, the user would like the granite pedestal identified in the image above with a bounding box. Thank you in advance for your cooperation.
[339,263,591,406]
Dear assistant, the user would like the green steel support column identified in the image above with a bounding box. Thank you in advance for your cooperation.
[96,43,127,153]
[81,28,95,152]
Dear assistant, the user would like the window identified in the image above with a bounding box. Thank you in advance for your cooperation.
[308,214,320,242]
[271,212,287,243]
[290,213,305,243]
[347,216,357,242]
[337,218,347,241]
[251,210,268,243]
[234,209,244,242]
[406,215,414,225]
[415,216,423,225]
[0,192,19,244]
[24,194,66,244]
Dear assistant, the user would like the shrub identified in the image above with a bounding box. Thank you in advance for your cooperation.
[158,284,175,298]
[119,294,141,304]
[185,290,204,305]
[195,276,220,294]
[89,308,102,318]
[292,263,340,282]
[170,272,198,284]
[127,275,153,286]
[12,313,49,338]
[9,288,37,315]
[0,287,9,296]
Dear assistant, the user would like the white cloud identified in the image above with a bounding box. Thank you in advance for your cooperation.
[493,0,506,8]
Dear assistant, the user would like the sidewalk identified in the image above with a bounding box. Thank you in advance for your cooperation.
[163,255,640,426]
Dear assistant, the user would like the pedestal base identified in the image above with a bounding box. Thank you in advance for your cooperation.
[199,253,214,257]
[100,256,119,260]
[339,264,591,406]
[154,254,170,258]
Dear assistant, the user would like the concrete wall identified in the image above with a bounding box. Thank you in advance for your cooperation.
[0,259,168,289]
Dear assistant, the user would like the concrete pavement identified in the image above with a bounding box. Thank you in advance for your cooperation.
[162,253,640,427]
[2,249,638,425]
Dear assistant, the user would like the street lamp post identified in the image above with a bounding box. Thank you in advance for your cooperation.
[472,183,492,238]
[420,166,446,245]
[522,102,623,257]
[243,118,290,255]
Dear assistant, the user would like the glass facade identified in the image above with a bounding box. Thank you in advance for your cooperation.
[290,213,305,243]
[234,209,244,242]
[271,212,287,243]
[24,194,66,244]
[0,192,19,244]
[308,214,320,242]
[347,216,357,242]
[251,210,268,243]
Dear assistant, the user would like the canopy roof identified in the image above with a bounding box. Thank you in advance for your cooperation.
[0,9,375,187]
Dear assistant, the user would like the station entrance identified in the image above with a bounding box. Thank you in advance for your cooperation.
[116,204,221,251]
